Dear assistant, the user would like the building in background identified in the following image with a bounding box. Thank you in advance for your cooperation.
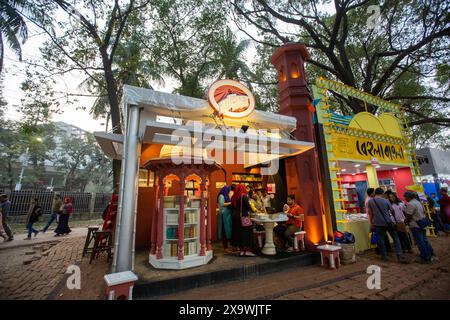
[417,147,450,196]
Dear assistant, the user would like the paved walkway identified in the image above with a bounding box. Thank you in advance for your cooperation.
[0,232,448,300]
[0,236,86,300]
[157,236,450,300]
[0,227,89,250]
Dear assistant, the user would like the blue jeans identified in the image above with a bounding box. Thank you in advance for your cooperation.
[375,226,404,259]
[43,212,58,232]
[411,227,434,262]
[27,222,38,238]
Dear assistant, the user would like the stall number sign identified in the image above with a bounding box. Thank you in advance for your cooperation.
[332,133,408,165]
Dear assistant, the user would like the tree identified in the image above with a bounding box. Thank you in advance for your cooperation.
[215,27,252,80]
[0,120,23,191]
[25,0,151,184]
[0,0,32,73]
[232,0,450,129]
[141,0,228,98]
[78,35,164,129]
[54,133,107,191]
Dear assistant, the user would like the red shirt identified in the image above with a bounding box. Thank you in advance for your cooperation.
[287,203,304,228]
[439,194,450,213]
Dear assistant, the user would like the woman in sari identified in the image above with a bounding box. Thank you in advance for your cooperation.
[55,197,73,236]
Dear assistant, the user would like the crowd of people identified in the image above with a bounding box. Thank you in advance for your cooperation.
[0,193,73,242]
[217,184,304,256]
[366,187,449,264]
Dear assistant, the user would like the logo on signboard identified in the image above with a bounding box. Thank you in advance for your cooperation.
[208,79,255,118]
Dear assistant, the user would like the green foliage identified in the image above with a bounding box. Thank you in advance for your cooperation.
[142,0,228,98]
[54,132,111,192]
[236,0,450,148]
[0,0,31,73]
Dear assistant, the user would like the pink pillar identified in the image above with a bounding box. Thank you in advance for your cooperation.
[206,176,212,251]
[156,178,165,259]
[178,179,186,260]
[150,177,158,255]
[199,179,206,256]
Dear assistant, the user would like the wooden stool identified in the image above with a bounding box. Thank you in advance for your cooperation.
[317,245,341,270]
[293,231,306,252]
[83,226,100,257]
[90,230,113,264]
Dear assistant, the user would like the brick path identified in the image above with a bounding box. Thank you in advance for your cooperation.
[0,234,448,300]
[0,237,85,300]
[157,236,450,300]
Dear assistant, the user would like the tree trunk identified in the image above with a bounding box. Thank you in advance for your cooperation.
[7,160,13,192]
[100,49,122,188]
[113,159,121,190]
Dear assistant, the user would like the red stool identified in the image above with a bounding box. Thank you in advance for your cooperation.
[104,271,138,300]
[317,245,341,270]
[293,231,306,252]
[253,230,265,249]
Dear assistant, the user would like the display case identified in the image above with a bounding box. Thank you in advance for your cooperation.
[341,183,361,213]
[147,156,221,270]
[163,205,200,258]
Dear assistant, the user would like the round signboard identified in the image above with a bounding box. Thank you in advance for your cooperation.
[207,79,255,118]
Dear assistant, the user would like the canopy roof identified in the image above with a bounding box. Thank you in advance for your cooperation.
[94,85,315,168]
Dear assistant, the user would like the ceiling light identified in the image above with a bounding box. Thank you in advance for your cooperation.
[375,165,381,169]
[341,169,347,172]
[393,167,398,170]
[354,164,360,167]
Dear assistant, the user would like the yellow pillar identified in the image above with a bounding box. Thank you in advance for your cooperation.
[365,164,379,188]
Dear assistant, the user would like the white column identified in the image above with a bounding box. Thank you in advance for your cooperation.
[114,104,141,272]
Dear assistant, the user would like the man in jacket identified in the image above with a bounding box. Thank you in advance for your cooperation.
[42,194,63,233]
[368,188,407,263]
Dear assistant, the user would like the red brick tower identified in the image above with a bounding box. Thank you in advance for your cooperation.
[271,43,327,249]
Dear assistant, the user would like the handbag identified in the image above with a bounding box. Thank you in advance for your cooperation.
[372,198,397,231]
[240,196,253,227]
[416,218,431,230]
[416,202,431,230]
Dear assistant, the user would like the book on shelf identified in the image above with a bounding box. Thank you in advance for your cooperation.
[166,227,179,239]
[164,242,198,257]
[184,226,197,238]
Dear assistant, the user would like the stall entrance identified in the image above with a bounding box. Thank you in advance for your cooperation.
[336,160,414,215]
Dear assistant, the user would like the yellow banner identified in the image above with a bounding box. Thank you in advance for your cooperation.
[331,133,409,165]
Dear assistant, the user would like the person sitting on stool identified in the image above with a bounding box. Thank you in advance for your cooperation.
[274,194,304,252]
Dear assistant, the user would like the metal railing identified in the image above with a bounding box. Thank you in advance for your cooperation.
[0,190,112,223]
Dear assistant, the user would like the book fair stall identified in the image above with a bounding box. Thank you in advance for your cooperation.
[94,43,427,298]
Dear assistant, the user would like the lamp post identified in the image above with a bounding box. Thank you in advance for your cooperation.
[15,147,29,191]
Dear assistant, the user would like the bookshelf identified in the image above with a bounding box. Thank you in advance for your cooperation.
[341,183,361,213]
[163,205,200,258]
[232,173,263,190]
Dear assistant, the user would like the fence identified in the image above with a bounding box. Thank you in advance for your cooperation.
[0,190,112,223]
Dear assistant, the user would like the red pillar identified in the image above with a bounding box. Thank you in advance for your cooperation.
[178,179,186,260]
[206,176,212,251]
[156,177,165,259]
[271,43,327,249]
[199,177,206,256]
[150,177,158,255]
